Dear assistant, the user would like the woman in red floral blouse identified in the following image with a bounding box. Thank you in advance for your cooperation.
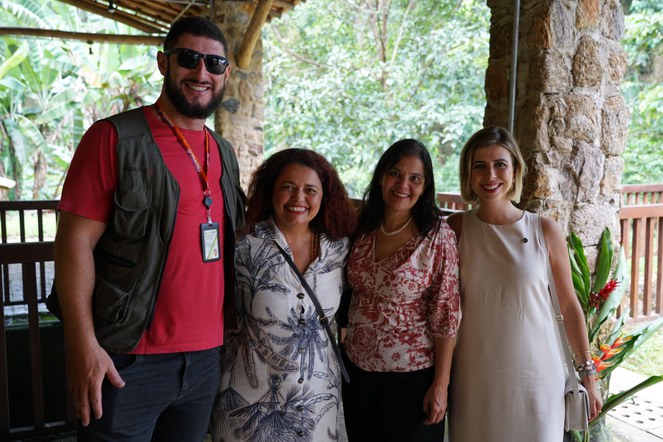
[338,139,461,441]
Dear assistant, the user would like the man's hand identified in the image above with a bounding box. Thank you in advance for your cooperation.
[55,211,123,425]
[67,342,125,426]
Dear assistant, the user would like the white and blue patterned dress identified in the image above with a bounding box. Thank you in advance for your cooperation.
[212,220,350,442]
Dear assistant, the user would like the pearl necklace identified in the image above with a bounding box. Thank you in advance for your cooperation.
[380,217,413,237]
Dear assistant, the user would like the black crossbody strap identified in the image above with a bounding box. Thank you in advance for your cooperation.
[275,242,350,383]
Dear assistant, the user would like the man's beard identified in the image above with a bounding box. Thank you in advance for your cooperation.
[164,67,225,120]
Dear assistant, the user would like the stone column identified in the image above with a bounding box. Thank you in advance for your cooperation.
[485,0,628,247]
[213,1,265,189]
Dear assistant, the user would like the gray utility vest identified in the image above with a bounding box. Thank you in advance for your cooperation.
[48,108,245,352]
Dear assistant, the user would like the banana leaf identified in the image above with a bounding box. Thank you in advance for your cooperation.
[591,375,663,425]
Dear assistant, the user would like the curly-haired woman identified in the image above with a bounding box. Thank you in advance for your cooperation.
[212,148,356,442]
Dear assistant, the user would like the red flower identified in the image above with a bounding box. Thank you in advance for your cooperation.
[592,355,611,372]
[592,334,634,374]
[589,279,620,309]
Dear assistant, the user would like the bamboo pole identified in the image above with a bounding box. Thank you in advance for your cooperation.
[0,27,162,46]
[236,0,274,69]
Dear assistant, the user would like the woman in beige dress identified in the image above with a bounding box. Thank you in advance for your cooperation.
[446,127,602,441]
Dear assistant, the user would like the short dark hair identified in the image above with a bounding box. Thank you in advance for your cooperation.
[243,149,357,240]
[164,16,228,56]
[356,139,440,236]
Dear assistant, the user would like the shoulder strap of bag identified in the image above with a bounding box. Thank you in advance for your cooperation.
[545,247,580,393]
[275,242,350,383]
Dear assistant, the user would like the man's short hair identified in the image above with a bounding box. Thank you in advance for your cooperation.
[164,16,229,56]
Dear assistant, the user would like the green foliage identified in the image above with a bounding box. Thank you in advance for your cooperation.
[621,82,663,184]
[1,0,660,198]
[620,327,663,376]
[263,0,489,197]
[0,0,161,199]
[621,3,663,184]
[567,228,663,436]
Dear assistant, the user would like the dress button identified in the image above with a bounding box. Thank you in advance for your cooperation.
[298,377,304,384]
[297,405,304,411]
[299,318,306,325]
[297,431,304,437]
[297,292,305,299]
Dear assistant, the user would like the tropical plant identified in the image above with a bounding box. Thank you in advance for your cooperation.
[0,0,161,200]
[566,227,663,441]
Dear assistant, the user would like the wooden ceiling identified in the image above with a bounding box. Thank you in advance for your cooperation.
[57,0,304,35]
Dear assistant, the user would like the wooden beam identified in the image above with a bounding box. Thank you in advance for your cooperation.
[58,0,170,34]
[236,0,274,69]
[0,242,54,265]
[619,204,663,219]
[0,27,163,46]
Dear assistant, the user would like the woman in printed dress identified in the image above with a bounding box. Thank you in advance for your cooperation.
[211,149,356,442]
[338,139,460,441]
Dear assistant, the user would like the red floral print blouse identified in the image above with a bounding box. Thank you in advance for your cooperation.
[344,220,460,372]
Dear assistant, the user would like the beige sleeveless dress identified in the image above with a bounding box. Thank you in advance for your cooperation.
[448,209,566,442]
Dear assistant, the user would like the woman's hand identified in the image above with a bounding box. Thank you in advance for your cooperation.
[581,376,603,421]
[422,383,448,425]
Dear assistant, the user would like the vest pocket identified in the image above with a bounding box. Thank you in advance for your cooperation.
[113,168,151,239]
[94,273,138,326]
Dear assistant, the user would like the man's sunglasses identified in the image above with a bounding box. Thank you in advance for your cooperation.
[163,48,229,75]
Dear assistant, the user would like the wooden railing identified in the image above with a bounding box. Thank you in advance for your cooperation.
[621,183,663,205]
[0,186,661,437]
[619,184,663,322]
[0,201,76,440]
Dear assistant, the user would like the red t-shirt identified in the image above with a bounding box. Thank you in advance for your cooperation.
[59,106,226,354]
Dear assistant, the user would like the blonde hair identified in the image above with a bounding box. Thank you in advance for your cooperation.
[459,127,527,203]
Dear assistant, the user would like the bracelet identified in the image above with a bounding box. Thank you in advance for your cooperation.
[575,360,597,374]
[578,368,597,378]
[573,350,592,362]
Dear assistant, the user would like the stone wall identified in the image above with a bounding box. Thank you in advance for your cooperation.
[485,0,628,248]
[213,1,266,189]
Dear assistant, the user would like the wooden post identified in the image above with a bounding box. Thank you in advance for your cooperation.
[236,0,273,69]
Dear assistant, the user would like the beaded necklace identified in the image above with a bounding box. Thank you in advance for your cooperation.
[380,217,412,237]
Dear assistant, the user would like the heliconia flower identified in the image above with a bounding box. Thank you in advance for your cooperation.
[611,335,633,348]
[599,343,625,359]
[589,279,620,309]
[596,334,633,361]
[592,355,611,373]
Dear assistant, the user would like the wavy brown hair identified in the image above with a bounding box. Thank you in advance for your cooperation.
[243,149,356,240]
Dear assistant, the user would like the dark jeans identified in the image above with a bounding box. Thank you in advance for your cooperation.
[78,347,221,442]
[341,351,445,442]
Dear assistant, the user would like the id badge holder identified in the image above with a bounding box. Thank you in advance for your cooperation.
[200,222,221,262]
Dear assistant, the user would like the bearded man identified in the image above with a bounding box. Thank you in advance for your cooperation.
[50,16,245,441]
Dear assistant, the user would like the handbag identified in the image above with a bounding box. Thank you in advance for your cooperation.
[545,257,590,432]
[275,242,350,383]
